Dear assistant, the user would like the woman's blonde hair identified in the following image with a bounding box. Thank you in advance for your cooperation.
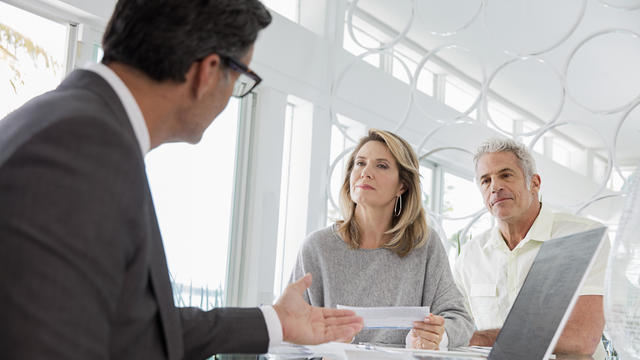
[336,128,428,257]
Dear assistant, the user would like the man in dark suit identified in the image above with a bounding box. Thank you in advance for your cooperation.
[0,0,363,359]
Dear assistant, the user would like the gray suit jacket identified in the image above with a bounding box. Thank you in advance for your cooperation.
[0,70,269,359]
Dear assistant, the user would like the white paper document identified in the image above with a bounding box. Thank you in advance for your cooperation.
[337,305,430,329]
[267,341,488,360]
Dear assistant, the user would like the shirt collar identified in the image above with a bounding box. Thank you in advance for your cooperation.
[523,203,553,243]
[483,202,553,251]
[84,63,150,155]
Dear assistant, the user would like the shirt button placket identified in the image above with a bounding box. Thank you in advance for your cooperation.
[507,251,518,304]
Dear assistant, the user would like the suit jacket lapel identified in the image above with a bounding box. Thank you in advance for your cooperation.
[146,187,184,360]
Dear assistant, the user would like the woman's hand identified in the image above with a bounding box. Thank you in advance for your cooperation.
[335,336,355,344]
[407,313,446,350]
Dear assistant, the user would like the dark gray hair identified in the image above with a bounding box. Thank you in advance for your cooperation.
[474,138,537,187]
[102,0,272,82]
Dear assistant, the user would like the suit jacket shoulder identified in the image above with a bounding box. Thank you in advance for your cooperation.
[0,70,172,359]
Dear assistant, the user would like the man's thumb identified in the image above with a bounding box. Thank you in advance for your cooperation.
[291,273,312,293]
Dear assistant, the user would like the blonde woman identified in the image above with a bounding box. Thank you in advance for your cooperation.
[290,129,474,349]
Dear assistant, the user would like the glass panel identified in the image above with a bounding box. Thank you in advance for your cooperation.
[145,99,241,309]
[391,43,436,96]
[447,211,494,258]
[486,99,515,133]
[262,0,299,23]
[392,48,417,84]
[551,137,579,169]
[326,115,364,226]
[416,67,435,97]
[95,46,104,63]
[444,77,477,119]
[420,165,434,211]
[593,155,607,181]
[0,2,68,119]
[273,97,313,298]
[343,22,380,67]
[608,168,628,192]
[441,171,486,249]
[522,120,544,154]
[391,44,422,85]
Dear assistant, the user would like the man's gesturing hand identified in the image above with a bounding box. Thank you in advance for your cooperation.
[273,273,364,345]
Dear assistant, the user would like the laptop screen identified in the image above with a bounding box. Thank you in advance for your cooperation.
[488,227,607,360]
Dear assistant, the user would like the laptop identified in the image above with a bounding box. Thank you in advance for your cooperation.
[415,226,608,360]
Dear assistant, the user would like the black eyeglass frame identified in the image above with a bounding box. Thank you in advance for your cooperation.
[221,55,262,98]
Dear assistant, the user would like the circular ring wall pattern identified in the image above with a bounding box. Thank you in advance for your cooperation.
[482,56,565,137]
[564,29,640,114]
[345,0,415,51]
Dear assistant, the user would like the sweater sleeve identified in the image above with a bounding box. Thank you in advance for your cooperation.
[288,244,312,305]
[289,229,334,306]
[424,231,475,348]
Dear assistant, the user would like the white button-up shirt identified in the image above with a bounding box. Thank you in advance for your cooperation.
[453,204,609,358]
[453,204,609,329]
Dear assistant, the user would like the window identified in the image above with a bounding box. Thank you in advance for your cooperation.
[0,2,69,119]
[522,120,544,154]
[445,76,478,119]
[392,43,436,97]
[593,155,608,182]
[441,171,490,252]
[486,99,516,134]
[607,167,634,192]
[262,0,300,23]
[95,47,104,63]
[343,14,392,68]
[418,161,494,259]
[343,22,381,67]
[326,115,365,225]
[551,137,570,168]
[420,163,435,211]
[391,45,418,85]
[273,96,314,298]
[416,66,436,97]
[145,99,242,309]
[551,136,581,171]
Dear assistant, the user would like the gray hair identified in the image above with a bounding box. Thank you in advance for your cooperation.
[474,138,537,186]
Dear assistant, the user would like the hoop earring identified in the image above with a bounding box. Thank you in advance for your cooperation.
[394,195,402,217]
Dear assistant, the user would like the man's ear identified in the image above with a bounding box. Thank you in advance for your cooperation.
[190,53,223,100]
[530,174,541,192]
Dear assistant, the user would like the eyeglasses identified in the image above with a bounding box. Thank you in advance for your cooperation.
[221,55,262,98]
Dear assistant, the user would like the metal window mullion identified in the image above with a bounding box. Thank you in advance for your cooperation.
[224,94,256,306]
[64,23,78,75]
[433,73,447,103]
[381,47,393,73]
[432,164,444,217]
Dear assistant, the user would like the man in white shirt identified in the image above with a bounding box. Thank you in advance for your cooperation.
[453,138,609,358]
[0,0,362,359]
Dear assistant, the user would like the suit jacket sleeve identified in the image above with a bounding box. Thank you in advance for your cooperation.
[179,306,269,358]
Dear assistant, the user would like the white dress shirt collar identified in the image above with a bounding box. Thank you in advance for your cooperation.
[485,203,553,251]
[84,63,151,155]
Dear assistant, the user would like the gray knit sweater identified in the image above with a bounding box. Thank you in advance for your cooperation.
[289,224,474,348]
